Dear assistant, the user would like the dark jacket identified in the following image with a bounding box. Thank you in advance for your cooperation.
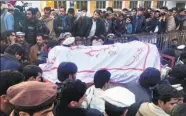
[85,18,106,37]
[124,80,152,104]
[0,43,8,54]
[0,53,20,71]
[132,15,146,33]
[55,106,104,116]
[14,9,25,32]
[18,19,50,45]
[0,110,8,116]
[20,41,30,61]
[158,18,166,33]
[53,15,72,37]
[145,17,159,32]
[175,14,186,30]
[104,19,113,35]
[72,16,89,37]
[114,18,126,36]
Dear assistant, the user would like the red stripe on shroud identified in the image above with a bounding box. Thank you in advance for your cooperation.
[42,67,143,73]
[143,43,150,71]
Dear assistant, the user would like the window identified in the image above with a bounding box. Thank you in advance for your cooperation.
[114,1,122,9]
[96,1,106,9]
[54,1,66,9]
[144,1,151,8]
[77,1,87,10]
[157,1,164,8]
[130,1,138,8]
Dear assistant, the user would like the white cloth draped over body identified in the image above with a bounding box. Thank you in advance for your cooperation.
[39,41,160,84]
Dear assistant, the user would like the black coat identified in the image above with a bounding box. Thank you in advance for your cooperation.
[18,19,50,45]
[85,17,106,37]
[0,43,8,54]
[0,110,8,116]
[104,19,114,35]
[132,15,146,33]
[0,53,20,71]
[53,15,72,37]
[54,106,104,116]
[72,16,89,37]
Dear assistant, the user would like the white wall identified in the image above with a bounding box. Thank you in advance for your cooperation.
[24,1,41,11]
[166,1,176,9]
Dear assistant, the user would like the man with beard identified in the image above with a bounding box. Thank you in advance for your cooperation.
[85,10,106,37]
[0,70,25,116]
[18,8,49,45]
[72,7,89,37]
[54,6,71,37]
[29,33,48,65]
[41,7,56,40]
[16,32,30,61]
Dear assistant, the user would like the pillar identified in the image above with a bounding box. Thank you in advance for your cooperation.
[152,0,157,8]
[125,0,130,9]
[90,1,96,15]
[107,1,113,7]
[46,1,54,9]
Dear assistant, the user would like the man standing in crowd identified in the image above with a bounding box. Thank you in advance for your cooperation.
[7,81,57,116]
[67,8,76,25]
[0,70,25,116]
[158,6,168,33]
[175,8,186,30]
[55,79,103,116]
[86,10,106,37]
[145,10,160,33]
[16,32,30,61]
[103,13,113,35]
[29,33,48,65]
[1,3,14,33]
[41,7,56,40]
[82,69,111,113]
[166,9,176,32]
[22,65,43,82]
[72,7,89,37]
[136,84,179,116]
[132,8,146,33]
[0,44,24,71]
[54,6,71,37]
[124,67,161,104]
[18,8,49,45]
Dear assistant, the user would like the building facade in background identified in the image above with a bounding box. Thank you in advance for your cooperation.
[16,1,186,14]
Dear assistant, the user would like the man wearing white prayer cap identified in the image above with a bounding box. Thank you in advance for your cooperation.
[16,31,30,61]
[102,86,135,116]
[62,37,75,47]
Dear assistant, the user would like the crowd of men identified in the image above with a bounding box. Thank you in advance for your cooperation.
[1,1,186,116]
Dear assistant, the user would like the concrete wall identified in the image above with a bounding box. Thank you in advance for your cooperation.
[22,1,41,11]
[166,1,176,9]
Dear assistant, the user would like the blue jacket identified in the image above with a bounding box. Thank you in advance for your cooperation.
[126,23,133,34]
[132,15,146,33]
[53,15,72,37]
[0,53,20,71]
[4,12,14,31]
[1,11,14,33]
